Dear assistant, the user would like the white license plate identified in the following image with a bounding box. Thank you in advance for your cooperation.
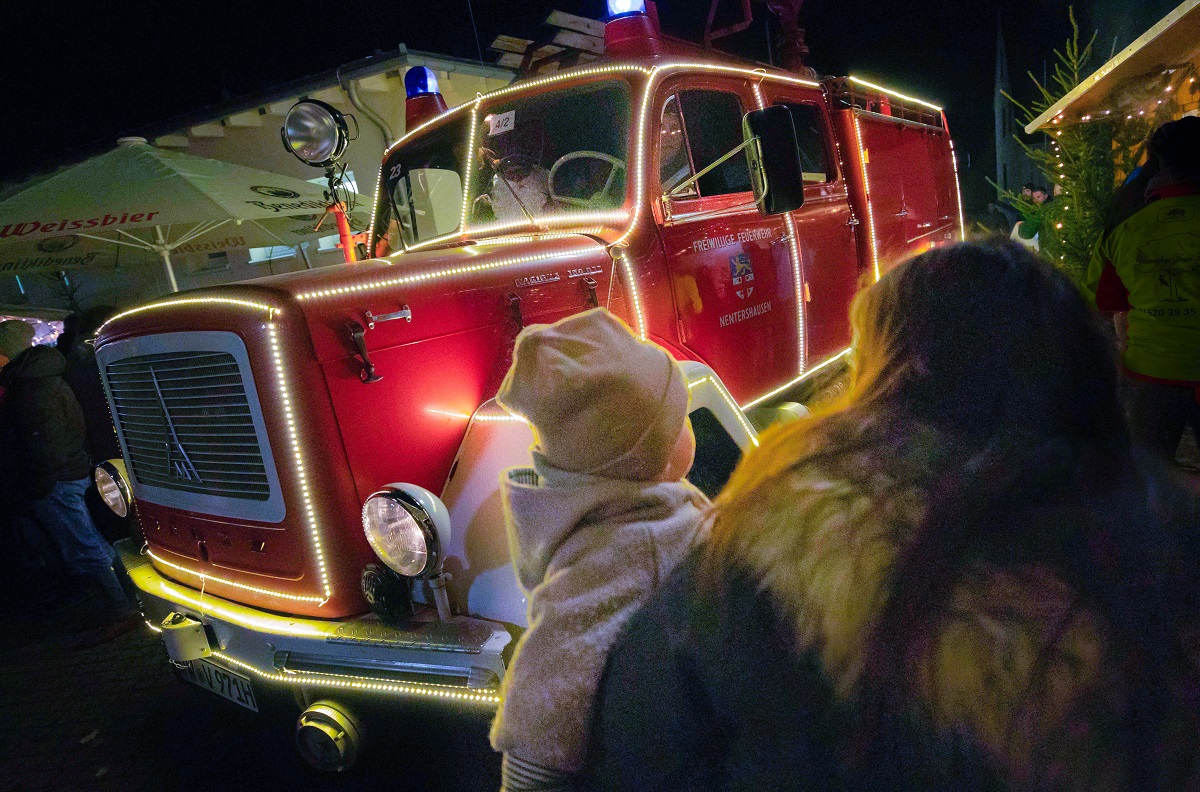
[180,659,259,712]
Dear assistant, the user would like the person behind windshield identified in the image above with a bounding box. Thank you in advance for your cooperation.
[475,123,553,224]
[580,240,1200,790]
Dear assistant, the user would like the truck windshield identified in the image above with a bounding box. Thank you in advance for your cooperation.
[376,116,470,254]
[469,80,630,228]
[373,79,631,255]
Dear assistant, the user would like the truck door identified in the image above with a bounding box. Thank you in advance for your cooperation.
[758,85,862,364]
[654,82,797,405]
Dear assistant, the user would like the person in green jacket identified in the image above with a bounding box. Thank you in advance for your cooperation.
[1085,116,1200,463]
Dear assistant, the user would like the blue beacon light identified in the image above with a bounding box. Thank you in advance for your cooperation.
[405,67,440,99]
[607,0,646,18]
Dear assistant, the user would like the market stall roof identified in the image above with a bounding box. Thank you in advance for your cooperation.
[1025,0,1200,133]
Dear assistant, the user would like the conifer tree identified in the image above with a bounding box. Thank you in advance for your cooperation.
[996,8,1185,285]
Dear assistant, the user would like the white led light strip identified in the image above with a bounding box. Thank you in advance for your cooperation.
[751,81,806,375]
[851,116,881,282]
[740,347,852,410]
[296,248,590,301]
[98,297,277,335]
[616,253,647,339]
[149,549,325,604]
[215,651,502,706]
[688,375,759,447]
[949,140,966,242]
[267,323,333,603]
[426,407,527,424]
[141,613,498,704]
[848,76,942,112]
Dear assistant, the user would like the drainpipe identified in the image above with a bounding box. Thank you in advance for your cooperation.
[338,67,396,148]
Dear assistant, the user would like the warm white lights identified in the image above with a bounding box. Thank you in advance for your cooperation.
[688,375,760,447]
[215,651,502,706]
[741,348,852,410]
[296,248,591,301]
[616,253,647,339]
[851,117,881,281]
[848,76,942,112]
[267,323,333,603]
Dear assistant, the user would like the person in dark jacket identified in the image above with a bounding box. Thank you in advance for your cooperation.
[581,241,1200,791]
[58,307,120,462]
[0,320,135,636]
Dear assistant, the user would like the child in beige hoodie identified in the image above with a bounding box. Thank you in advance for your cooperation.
[489,308,709,792]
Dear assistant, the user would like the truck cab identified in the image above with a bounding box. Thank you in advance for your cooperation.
[93,1,963,770]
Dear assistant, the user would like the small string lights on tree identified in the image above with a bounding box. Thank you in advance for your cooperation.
[994,6,1192,285]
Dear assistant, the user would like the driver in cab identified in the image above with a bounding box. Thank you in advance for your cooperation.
[474,120,553,223]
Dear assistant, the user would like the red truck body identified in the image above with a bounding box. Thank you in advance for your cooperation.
[93,4,963,755]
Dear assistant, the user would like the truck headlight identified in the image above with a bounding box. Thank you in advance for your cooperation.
[93,460,131,518]
[362,489,443,578]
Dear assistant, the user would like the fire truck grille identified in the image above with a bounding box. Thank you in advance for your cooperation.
[105,351,271,501]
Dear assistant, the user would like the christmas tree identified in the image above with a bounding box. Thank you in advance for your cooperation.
[996,8,1189,285]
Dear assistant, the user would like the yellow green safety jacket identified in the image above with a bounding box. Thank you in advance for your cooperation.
[1086,182,1200,384]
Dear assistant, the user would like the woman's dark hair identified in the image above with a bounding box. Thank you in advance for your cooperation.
[710,240,1182,786]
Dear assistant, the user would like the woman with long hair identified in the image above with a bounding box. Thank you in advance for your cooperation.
[580,240,1200,790]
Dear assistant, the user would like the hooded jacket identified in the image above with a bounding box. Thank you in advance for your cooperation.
[581,424,1200,791]
[490,458,708,783]
[0,345,92,500]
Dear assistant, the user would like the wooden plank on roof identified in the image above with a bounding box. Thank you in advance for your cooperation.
[491,35,562,59]
[552,29,605,55]
[546,10,605,38]
[266,101,294,115]
[154,135,190,148]
[496,53,526,69]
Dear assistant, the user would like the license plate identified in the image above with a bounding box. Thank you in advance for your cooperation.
[180,659,259,712]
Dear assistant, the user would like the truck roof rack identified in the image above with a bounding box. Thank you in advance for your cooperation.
[824,77,944,130]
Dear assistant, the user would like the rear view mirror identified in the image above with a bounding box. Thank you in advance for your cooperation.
[743,106,805,215]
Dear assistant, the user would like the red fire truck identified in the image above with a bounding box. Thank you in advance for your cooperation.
[91,0,963,770]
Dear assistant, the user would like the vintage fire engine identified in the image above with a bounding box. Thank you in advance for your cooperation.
[91,0,963,770]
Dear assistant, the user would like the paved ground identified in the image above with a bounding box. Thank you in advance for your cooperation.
[0,591,501,792]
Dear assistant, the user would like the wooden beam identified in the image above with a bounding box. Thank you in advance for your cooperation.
[357,73,391,93]
[552,29,604,55]
[546,10,604,38]
[266,100,294,116]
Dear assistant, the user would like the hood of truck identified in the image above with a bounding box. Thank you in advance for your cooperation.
[270,234,615,504]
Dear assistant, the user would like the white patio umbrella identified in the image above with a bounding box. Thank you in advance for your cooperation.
[0,138,363,291]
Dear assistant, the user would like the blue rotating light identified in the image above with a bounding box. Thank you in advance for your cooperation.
[405,66,440,99]
[607,0,646,18]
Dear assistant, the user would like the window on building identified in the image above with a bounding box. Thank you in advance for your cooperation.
[779,103,832,183]
[675,90,752,197]
[248,246,296,263]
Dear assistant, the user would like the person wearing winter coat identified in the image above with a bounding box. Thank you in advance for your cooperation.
[580,241,1200,791]
[490,308,709,792]
[1086,116,1200,465]
[0,320,136,638]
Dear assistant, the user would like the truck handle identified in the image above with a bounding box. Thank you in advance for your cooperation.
[846,217,861,227]
[582,277,599,308]
[348,322,383,383]
[508,293,524,328]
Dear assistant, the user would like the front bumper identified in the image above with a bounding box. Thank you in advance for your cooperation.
[118,540,509,707]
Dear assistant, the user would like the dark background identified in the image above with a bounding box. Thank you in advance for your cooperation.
[0,1,1178,212]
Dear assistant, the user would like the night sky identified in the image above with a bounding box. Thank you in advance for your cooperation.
[0,1,1168,211]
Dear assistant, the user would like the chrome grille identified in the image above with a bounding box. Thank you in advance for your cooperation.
[105,351,270,501]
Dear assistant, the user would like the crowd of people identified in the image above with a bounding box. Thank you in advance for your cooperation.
[487,118,1200,791]
[0,306,137,646]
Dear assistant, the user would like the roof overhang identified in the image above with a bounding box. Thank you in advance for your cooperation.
[1025,0,1200,133]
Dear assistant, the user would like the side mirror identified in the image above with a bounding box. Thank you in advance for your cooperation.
[743,106,805,215]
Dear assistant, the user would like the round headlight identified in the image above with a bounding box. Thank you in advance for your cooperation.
[281,99,349,168]
[93,461,130,518]
[362,491,439,577]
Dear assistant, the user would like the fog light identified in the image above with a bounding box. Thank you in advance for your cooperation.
[296,701,362,772]
[93,460,131,518]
